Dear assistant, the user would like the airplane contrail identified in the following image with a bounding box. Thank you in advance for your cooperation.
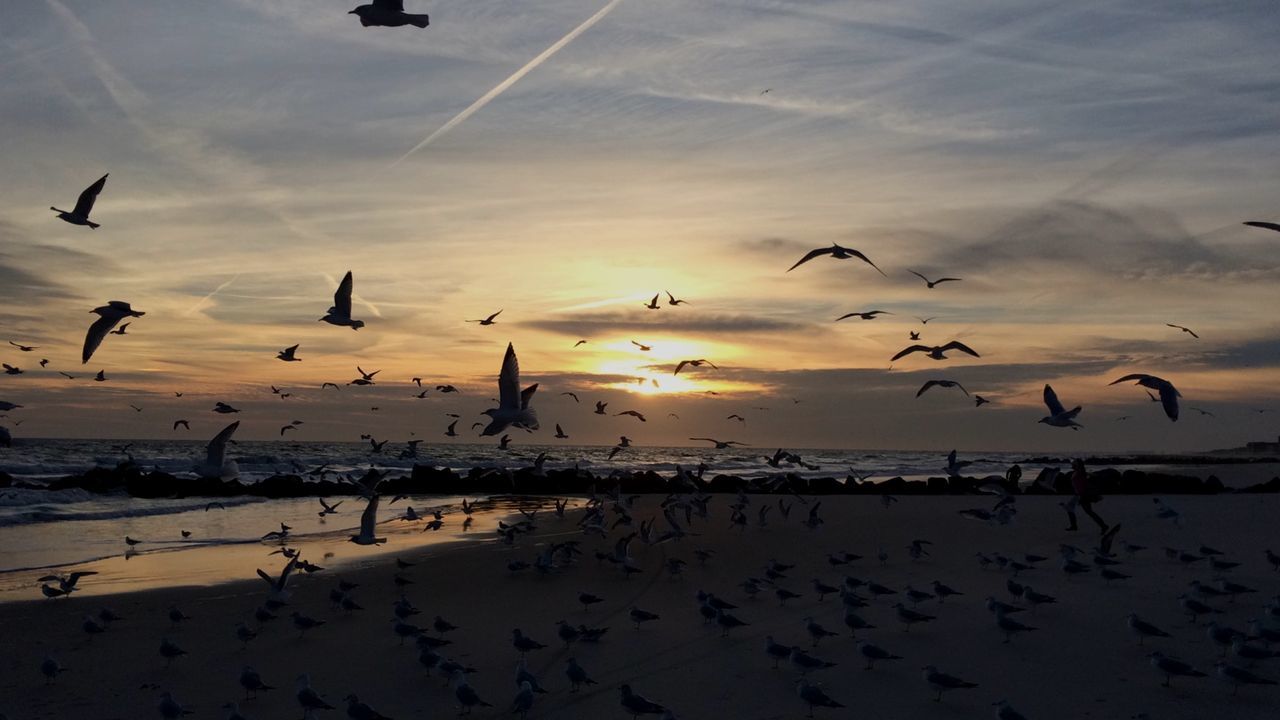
[185,275,241,317]
[392,0,627,165]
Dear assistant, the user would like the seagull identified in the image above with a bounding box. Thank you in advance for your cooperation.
[194,421,239,479]
[922,665,978,701]
[480,343,539,435]
[51,173,108,229]
[631,341,651,352]
[560,391,579,403]
[974,395,990,407]
[83,301,144,364]
[674,359,717,375]
[574,339,588,347]
[8,341,36,352]
[1148,652,1206,686]
[1038,384,1082,429]
[916,380,968,398]
[296,675,334,716]
[665,291,689,306]
[277,344,301,362]
[891,341,979,362]
[619,685,666,717]
[796,680,844,717]
[1166,323,1199,339]
[468,310,503,325]
[787,244,885,275]
[1216,661,1278,694]
[907,270,961,289]
[643,293,661,310]
[213,402,240,414]
[349,0,429,28]
[836,310,892,321]
[1109,374,1180,421]
[616,410,647,422]
[690,437,743,449]
[317,498,342,517]
[319,271,365,329]
[594,401,608,414]
[444,420,459,437]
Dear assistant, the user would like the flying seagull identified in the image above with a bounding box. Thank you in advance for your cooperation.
[1039,384,1082,430]
[195,421,240,479]
[644,294,660,310]
[1110,373,1181,421]
[674,359,717,375]
[916,380,968,398]
[631,341,651,352]
[573,340,588,347]
[787,244,885,275]
[51,173,108,229]
[836,311,891,321]
[468,310,503,326]
[109,322,130,335]
[690,437,743,449]
[665,291,689,306]
[349,0,429,28]
[1165,323,1198,339]
[277,344,301,362]
[349,495,387,545]
[83,301,144,364]
[907,270,961,289]
[554,424,568,439]
[480,343,539,436]
[891,341,979,362]
[8,341,36,352]
[320,271,364,329]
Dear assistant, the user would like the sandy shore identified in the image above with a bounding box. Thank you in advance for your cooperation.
[2,493,1278,720]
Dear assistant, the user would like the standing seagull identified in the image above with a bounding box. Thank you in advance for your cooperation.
[51,174,108,229]
[350,0,429,28]
[787,244,885,275]
[1109,374,1180,422]
[83,301,144,364]
[907,270,961,289]
[320,271,365,329]
[1038,385,1082,430]
[349,494,387,546]
[480,344,539,435]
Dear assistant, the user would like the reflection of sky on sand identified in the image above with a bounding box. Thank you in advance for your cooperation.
[0,495,577,600]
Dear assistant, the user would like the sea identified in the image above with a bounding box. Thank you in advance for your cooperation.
[1,439,1274,599]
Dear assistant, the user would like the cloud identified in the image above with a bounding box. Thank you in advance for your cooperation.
[523,311,810,337]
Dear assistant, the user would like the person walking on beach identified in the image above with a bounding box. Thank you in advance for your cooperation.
[1063,458,1109,533]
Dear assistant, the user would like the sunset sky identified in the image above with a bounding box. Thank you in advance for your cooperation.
[1,0,1278,451]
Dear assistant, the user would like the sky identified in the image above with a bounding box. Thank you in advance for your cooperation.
[0,0,1278,452]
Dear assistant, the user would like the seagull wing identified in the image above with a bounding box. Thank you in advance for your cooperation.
[1158,383,1180,421]
[520,383,538,410]
[82,314,118,364]
[1043,385,1066,416]
[940,341,980,357]
[933,277,962,284]
[333,271,354,317]
[206,421,240,470]
[73,174,108,217]
[1243,221,1280,233]
[1107,373,1151,386]
[360,495,380,538]
[890,345,929,361]
[498,343,521,410]
[845,248,887,276]
[916,381,939,397]
[786,247,832,272]
[907,269,929,283]
[674,360,689,375]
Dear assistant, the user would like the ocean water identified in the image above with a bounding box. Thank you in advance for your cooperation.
[0,439,1274,597]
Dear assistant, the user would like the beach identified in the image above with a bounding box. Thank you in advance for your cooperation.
[3,492,1278,720]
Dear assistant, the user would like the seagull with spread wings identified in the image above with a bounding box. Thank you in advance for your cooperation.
[787,244,886,275]
[319,271,365,329]
[194,421,240,479]
[480,343,539,436]
[690,437,744,449]
[277,344,301,361]
[83,301,144,364]
[1165,324,1199,339]
[907,270,961,289]
[468,310,502,325]
[349,0,429,28]
[51,174,108,229]
[891,341,980,362]
[836,310,892,321]
[1038,385,1082,429]
[674,359,718,375]
[1109,373,1181,421]
[916,380,969,398]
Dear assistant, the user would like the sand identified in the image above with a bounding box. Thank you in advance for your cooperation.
[2,493,1278,720]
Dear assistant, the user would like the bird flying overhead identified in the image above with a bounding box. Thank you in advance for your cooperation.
[890,341,979,362]
[674,359,718,375]
[320,272,364,329]
[1039,384,1082,429]
[836,311,892,321]
[51,174,108,229]
[787,244,885,275]
[907,270,961,288]
[468,310,503,325]
[916,380,969,398]
[1165,324,1199,339]
[1109,373,1181,421]
[481,343,539,436]
[349,0,429,28]
[277,344,301,361]
[83,301,144,364]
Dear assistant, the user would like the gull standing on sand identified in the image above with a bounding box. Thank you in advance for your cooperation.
[296,675,334,717]
[1038,385,1082,429]
[620,684,667,716]
[83,301,144,364]
[194,421,240,479]
[1109,373,1181,421]
[349,494,387,545]
[787,244,885,275]
[51,173,108,228]
[922,665,978,701]
[481,344,539,435]
[796,680,844,717]
[320,272,365,329]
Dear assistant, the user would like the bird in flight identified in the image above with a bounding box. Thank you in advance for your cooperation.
[836,310,892,321]
[83,301,144,364]
[1243,221,1280,233]
[907,270,961,289]
[594,401,608,415]
[915,316,937,325]
[8,342,36,352]
[573,340,588,347]
[560,392,579,403]
[787,244,885,275]
[213,402,240,414]
[916,380,969,398]
[891,341,979,362]
[436,385,459,393]
[690,437,744,449]
[554,424,569,439]
[665,291,689,306]
[349,0,429,28]
[2,364,22,375]
[468,310,502,326]
[615,410,647,422]
[674,359,717,375]
[1038,384,1082,429]
[643,294,661,310]
[1109,373,1181,421]
[974,395,990,407]
[1165,324,1199,339]
[1188,407,1214,417]
[93,370,106,382]
[320,271,365,330]
[51,173,108,229]
[350,367,380,386]
[480,343,539,436]
[631,341,651,352]
[109,323,131,336]
[173,420,189,431]
[322,382,340,390]
[277,344,301,362]
[909,331,921,340]
[726,414,746,423]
